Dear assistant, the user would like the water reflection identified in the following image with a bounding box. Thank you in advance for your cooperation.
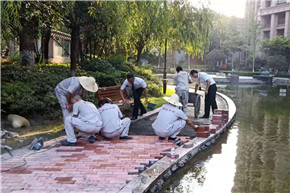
[158,86,290,193]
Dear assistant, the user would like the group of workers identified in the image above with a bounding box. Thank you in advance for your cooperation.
[55,67,217,146]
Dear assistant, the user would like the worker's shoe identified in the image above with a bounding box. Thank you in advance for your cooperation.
[200,115,209,119]
[139,111,147,116]
[88,136,96,144]
[61,140,77,146]
[168,137,181,142]
[131,117,138,120]
[120,136,133,140]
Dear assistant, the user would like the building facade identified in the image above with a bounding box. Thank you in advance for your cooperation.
[258,0,290,39]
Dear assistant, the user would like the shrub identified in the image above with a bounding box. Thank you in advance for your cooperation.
[80,58,115,73]
[1,59,162,119]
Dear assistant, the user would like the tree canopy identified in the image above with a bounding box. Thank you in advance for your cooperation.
[1,0,213,71]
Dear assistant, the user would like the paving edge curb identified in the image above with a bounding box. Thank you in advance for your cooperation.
[118,91,236,193]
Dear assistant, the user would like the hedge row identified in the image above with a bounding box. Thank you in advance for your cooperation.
[1,60,162,119]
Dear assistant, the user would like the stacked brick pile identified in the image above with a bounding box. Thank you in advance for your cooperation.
[196,109,229,138]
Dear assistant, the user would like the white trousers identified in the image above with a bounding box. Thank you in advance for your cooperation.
[55,88,72,124]
[176,90,189,115]
[154,119,186,138]
[65,116,102,143]
[101,118,131,138]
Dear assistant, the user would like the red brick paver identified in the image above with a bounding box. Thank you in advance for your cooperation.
[1,135,189,193]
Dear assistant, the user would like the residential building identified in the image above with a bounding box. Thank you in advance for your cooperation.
[258,0,290,39]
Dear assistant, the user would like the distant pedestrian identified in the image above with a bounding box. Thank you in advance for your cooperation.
[54,76,98,126]
[61,95,102,146]
[120,74,148,120]
[152,94,198,141]
[174,66,192,115]
[98,98,133,140]
[190,70,217,118]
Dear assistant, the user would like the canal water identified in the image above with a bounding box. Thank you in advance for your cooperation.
[158,85,290,193]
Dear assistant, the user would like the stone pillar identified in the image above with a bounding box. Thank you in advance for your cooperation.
[284,11,290,37]
[270,13,276,39]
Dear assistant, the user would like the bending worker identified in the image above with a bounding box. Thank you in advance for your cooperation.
[98,98,133,140]
[61,95,103,146]
[190,70,217,118]
[174,66,192,115]
[152,94,198,141]
[120,74,148,120]
[54,76,98,126]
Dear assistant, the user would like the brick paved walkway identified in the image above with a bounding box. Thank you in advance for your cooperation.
[1,135,189,193]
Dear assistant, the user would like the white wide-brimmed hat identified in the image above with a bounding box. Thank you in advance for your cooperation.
[79,76,98,92]
[163,94,182,107]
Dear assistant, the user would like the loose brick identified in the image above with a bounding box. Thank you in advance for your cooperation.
[212,114,223,120]
[196,125,209,132]
[210,129,216,133]
[212,119,222,126]
[214,109,223,114]
[196,132,210,138]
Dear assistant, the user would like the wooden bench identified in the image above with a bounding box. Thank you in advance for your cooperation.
[96,86,133,106]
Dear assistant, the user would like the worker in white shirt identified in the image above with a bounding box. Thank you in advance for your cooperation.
[60,95,102,146]
[152,94,198,141]
[190,70,217,118]
[120,74,148,120]
[174,66,193,115]
[98,98,133,140]
[54,76,98,126]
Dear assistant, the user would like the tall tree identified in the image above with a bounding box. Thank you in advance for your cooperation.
[261,37,290,72]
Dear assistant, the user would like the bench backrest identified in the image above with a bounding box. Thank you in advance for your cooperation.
[96,86,129,104]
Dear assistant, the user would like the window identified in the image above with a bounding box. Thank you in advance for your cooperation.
[266,1,271,7]
[277,12,285,25]
[277,29,284,37]
[276,0,286,5]
[263,15,271,28]
[55,37,70,57]
[264,31,270,39]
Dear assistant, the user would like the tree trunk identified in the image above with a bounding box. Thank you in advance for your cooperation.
[19,32,35,66]
[43,29,51,64]
[187,55,191,70]
[70,24,80,77]
[136,45,144,64]
[163,38,167,94]
[78,36,84,62]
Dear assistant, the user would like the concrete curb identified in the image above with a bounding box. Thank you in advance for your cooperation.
[118,91,236,193]
[131,107,162,124]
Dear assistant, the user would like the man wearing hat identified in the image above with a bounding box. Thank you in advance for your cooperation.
[61,95,102,146]
[152,94,198,141]
[54,76,98,126]
[98,98,133,140]
[174,66,192,115]
[190,70,217,118]
[120,74,148,120]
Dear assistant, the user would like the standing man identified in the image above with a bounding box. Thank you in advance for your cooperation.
[152,94,198,141]
[120,74,148,120]
[190,70,217,118]
[98,98,132,140]
[174,66,192,115]
[54,76,98,125]
[61,95,103,146]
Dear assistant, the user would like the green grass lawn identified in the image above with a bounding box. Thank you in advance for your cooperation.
[142,87,175,110]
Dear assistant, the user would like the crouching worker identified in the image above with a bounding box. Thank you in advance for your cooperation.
[98,98,133,140]
[61,95,102,146]
[152,94,198,141]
